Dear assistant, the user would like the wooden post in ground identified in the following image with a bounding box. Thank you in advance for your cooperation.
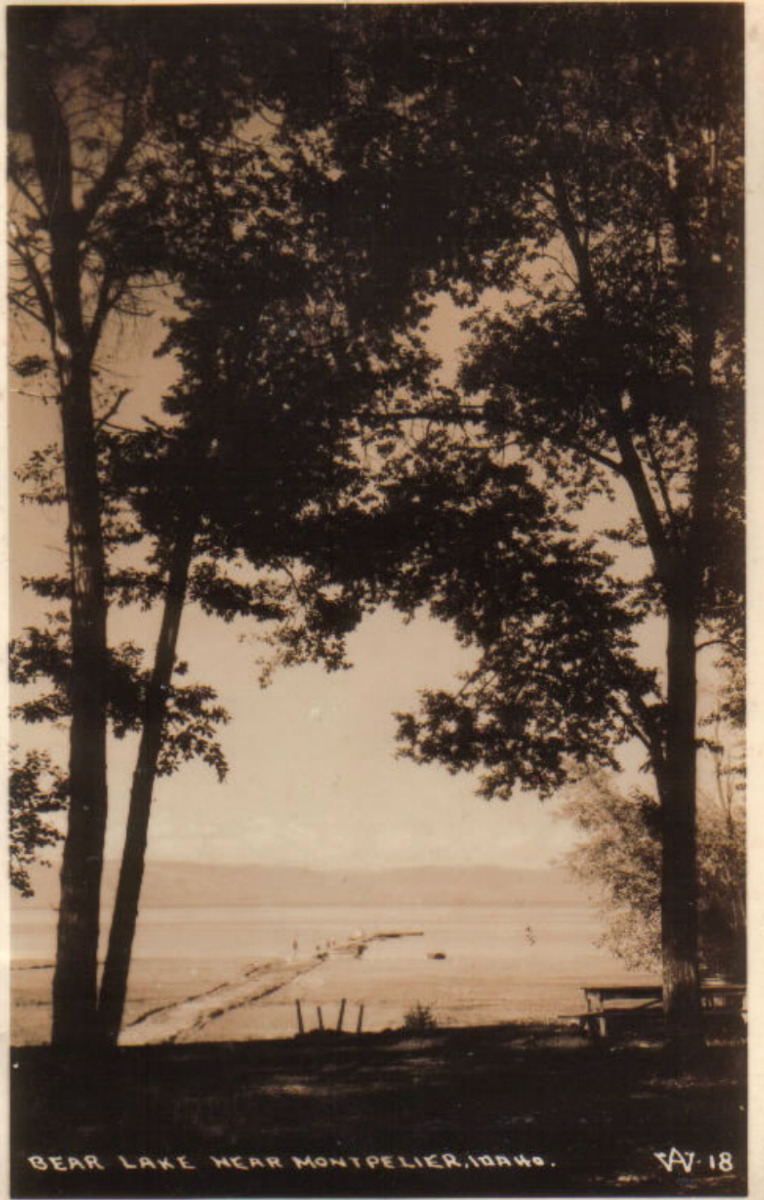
[337,998,346,1032]
[356,1004,364,1034]
[295,999,304,1035]
[317,1005,324,1031]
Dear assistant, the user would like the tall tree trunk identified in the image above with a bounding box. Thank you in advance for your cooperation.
[52,351,110,1045]
[97,514,198,1043]
[17,33,143,1046]
[660,584,703,1048]
[17,41,111,1046]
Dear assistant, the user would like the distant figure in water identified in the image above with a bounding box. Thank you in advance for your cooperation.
[525,925,536,946]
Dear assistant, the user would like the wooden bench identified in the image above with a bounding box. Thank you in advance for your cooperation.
[561,982,746,1040]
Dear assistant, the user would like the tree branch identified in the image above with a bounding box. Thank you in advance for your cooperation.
[581,445,624,476]
[95,389,130,433]
[696,638,724,652]
[643,424,679,538]
[10,240,57,341]
[8,158,47,221]
[8,292,55,333]
[548,164,676,589]
[86,266,118,357]
[79,81,147,230]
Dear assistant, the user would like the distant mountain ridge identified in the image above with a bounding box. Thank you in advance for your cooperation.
[15,860,591,911]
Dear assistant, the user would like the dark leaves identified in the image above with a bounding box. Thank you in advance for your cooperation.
[10,625,229,782]
[12,355,49,378]
[9,748,67,897]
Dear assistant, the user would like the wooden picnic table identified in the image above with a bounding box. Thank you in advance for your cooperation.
[563,981,745,1040]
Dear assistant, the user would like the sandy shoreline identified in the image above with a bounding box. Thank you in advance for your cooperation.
[119,932,396,1045]
[12,913,658,1045]
[11,932,436,1045]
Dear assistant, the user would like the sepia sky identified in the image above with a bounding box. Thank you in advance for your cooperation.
[7,277,713,876]
[5,4,752,888]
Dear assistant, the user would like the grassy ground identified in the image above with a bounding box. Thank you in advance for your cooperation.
[10,1023,746,1198]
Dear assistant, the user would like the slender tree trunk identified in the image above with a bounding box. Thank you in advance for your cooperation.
[46,217,111,1046]
[52,351,110,1045]
[578,260,707,1047]
[97,514,198,1043]
[17,37,142,1046]
[17,44,111,1046]
[660,584,703,1048]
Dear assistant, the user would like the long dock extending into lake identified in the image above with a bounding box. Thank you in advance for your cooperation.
[118,931,423,1045]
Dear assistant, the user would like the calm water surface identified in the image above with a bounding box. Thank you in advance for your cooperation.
[13,902,657,1039]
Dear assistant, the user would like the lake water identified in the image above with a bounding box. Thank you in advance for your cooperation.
[11,903,657,1042]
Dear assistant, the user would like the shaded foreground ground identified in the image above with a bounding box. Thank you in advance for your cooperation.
[11,1024,746,1198]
